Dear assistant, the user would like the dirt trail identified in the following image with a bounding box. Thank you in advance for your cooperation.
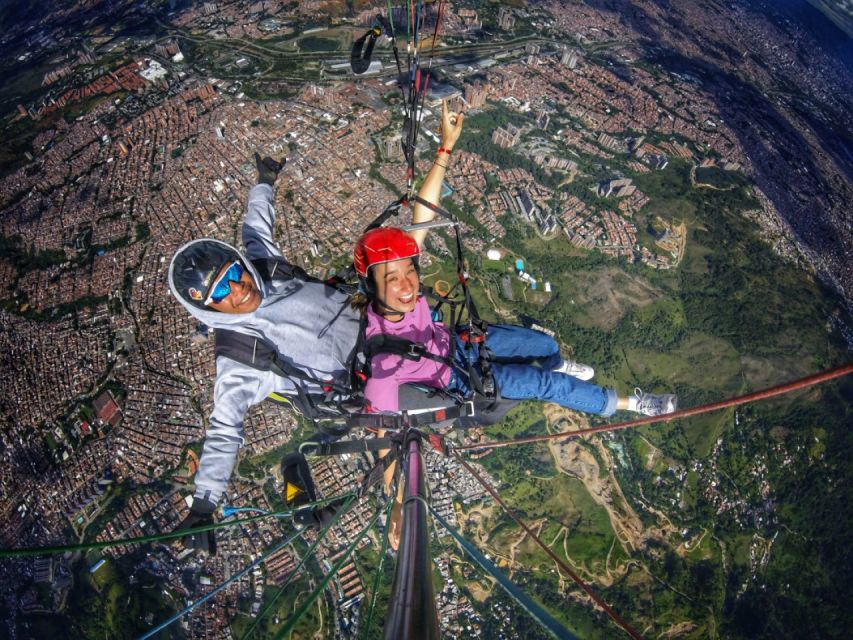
[639,434,662,470]
[459,407,680,592]
[658,621,698,638]
[542,406,677,556]
[508,517,546,565]
[482,283,514,321]
[460,502,496,546]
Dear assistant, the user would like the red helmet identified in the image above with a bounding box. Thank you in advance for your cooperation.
[353,227,420,278]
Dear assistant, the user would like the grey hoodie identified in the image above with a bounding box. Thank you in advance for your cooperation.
[168,183,361,505]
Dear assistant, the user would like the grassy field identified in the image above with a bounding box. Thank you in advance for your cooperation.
[298,35,342,52]
[442,114,852,638]
[555,267,664,330]
[232,579,328,639]
[476,464,619,574]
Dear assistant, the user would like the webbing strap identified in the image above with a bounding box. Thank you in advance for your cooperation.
[346,401,475,429]
[221,333,336,392]
[360,452,395,497]
[423,284,460,317]
[365,196,406,232]
[363,333,455,368]
[302,437,394,456]
[276,506,383,639]
[410,195,493,396]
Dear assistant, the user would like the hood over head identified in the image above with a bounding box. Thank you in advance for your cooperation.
[168,238,265,330]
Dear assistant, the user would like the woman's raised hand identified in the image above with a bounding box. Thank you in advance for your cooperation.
[440,98,465,151]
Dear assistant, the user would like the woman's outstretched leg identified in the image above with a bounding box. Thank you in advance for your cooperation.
[488,363,677,417]
[478,324,562,368]
[489,363,618,415]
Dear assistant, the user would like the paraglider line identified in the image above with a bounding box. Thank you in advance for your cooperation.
[137,528,303,640]
[455,363,853,452]
[241,493,358,639]
[0,494,354,558]
[455,454,645,640]
[273,505,383,639]
[359,499,395,640]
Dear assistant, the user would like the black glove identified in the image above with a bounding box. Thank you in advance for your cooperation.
[255,152,286,186]
[176,497,217,555]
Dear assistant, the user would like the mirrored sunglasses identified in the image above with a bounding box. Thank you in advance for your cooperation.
[206,261,245,305]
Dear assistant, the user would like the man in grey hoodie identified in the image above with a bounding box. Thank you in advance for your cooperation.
[168,155,362,553]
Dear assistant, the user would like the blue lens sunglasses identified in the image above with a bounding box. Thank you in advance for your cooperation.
[205,261,245,305]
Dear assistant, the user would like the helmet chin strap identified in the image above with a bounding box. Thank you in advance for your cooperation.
[371,296,407,318]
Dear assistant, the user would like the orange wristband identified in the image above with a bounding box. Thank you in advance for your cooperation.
[437,147,452,155]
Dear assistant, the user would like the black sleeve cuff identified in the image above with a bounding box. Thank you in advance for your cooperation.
[191,496,217,515]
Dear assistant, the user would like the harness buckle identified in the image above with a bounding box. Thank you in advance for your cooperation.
[482,377,495,397]
[407,343,424,359]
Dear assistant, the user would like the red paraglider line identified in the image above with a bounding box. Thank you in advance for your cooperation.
[456,454,645,640]
[455,363,853,452]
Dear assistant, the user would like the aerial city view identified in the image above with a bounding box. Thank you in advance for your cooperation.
[0,0,851,638]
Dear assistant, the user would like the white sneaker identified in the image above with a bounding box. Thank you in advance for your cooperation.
[631,388,678,416]
[553,359,595,381]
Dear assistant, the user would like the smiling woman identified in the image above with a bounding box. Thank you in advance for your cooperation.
[374,259,420,315]
[350,104,677,425]
[353,226,421,318]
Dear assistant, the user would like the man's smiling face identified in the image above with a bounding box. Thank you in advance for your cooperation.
[207,262,261,314]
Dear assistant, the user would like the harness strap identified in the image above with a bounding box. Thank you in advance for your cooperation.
[255,256,358,295]
[360,451,393,497]
[362,334,455,368]
[409,196,494,396]
[346,401,475,429]
[216,256,358,406]
[301,437,394,457]
[215,329,336,391]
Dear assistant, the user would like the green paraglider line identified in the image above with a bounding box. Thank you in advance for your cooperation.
[359,499,395,640]
[274,505,383,640]
[138,527,304,640]
[240,493,357,639]
[0,494,353,558]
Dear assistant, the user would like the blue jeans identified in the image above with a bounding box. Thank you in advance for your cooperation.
[448,324,617,417]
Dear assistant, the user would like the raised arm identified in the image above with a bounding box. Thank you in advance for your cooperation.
[242,154,287,260]
[409,100,464,248]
